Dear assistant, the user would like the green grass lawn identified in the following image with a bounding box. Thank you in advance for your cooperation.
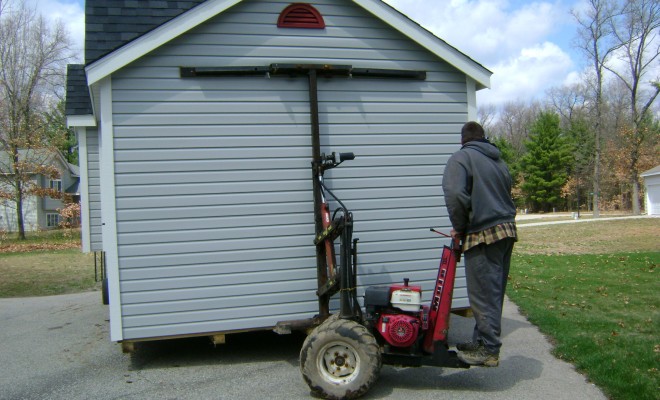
[509,250,659,399]
[0,249,97,297]
[0,229,97,297]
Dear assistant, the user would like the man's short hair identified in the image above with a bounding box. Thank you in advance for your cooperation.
[461,121,485,143]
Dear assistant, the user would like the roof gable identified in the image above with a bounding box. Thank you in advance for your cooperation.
[0,149,70,175]
[85,0,491,88]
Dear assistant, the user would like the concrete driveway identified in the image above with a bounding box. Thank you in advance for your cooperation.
[0,291,606,400]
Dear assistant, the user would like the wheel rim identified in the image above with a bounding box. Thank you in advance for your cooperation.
[317,340,361,384]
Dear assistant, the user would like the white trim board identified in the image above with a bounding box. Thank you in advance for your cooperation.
[67,115,96,128]
[98,77,123,341]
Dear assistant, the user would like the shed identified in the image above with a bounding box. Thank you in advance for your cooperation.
[641,165,660,215]
[66,0,492,344]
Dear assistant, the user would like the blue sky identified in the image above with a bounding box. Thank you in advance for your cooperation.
[36,0,589,108]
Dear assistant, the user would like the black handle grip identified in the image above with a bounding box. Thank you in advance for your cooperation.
[339,152,355,161]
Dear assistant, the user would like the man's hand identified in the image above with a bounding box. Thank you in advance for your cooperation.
[450,229,464,240]
[450,229,464,262]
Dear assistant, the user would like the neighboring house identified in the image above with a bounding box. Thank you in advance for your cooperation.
[66,0,492,344]
[0,149,80,231]
[641,165,660,216]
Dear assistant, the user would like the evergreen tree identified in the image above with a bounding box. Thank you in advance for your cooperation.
[520,112,573,212]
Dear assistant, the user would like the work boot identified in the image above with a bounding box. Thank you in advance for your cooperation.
[458,347,499,367]
[456,341,482,352]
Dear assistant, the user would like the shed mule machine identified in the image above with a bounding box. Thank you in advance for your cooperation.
[197,63,470,399]
[299,150,469,400]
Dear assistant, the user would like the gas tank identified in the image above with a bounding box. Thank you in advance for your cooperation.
[389,278,422,312]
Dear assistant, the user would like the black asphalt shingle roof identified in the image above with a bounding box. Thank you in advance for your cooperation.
[85,0,207,64]
[65,64,93,116]
[66,1,207,117]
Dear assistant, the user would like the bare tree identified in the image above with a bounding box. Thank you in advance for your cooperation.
[546,83,589,129]
[606,0,660,214]
[0,0,73,238]
[492,100,541,158]
[477,103,498,133]
[572,0,620,217]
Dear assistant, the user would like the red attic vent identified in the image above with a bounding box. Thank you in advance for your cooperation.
[277,3,325,29]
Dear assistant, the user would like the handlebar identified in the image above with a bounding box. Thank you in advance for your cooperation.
[430,227,462,260]
[320,152,355,172]
[339,152,355,161]
[325,152,355,163]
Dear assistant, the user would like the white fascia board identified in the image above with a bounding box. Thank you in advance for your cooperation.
[76,127,91,253]
[640,166,660,177]
[66,115,96,128]
[353,0,491,90]
[85,0,243,86]
[98,77,123,341]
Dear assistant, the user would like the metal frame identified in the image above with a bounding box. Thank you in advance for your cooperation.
[182,63,426,325]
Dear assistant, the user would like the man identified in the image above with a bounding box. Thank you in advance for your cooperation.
[441,121,517,367]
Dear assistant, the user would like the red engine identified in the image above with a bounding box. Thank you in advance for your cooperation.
[364,279,427,350]
[377,313,421,348]
[363,245,459,354]
[364,246,457,354]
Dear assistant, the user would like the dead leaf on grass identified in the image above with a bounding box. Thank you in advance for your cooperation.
[0,242,79,253]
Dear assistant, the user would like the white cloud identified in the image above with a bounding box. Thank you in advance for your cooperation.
[477,41,574,105]
[384,0,569,65]
[384,0,580,108]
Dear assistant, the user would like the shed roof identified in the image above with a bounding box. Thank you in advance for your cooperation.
[67,0,493,118]
[85,0,207,64]
[65,65,93,116]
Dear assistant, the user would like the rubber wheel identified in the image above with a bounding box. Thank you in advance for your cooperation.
[300,318,381,400]
[101,278,109,305]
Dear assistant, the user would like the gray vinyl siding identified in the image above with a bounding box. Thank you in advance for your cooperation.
[86,128,103,251]
[111,0,468,340]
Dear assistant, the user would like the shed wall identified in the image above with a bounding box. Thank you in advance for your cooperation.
[86,129,103,251]
[110,0,469,340]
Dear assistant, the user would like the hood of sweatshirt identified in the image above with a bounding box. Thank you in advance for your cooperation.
[462,139,501,160]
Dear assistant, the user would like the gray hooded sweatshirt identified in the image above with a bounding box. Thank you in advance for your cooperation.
[442,139,516,234]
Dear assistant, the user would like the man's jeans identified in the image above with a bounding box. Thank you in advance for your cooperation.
[464,237,515,355]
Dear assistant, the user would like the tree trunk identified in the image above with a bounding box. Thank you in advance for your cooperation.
[631,173,641,215]
[15,179,26,240]
[592,131,601,218]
